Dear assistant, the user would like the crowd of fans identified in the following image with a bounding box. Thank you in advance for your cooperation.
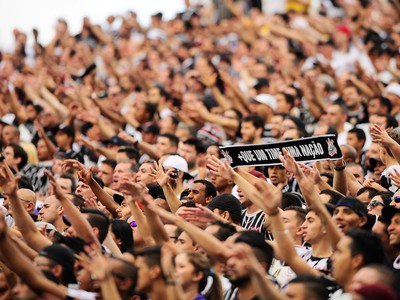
[0,0,400,299]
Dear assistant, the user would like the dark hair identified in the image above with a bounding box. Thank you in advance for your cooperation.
[101,158,117,170]
[159,133,179,148]
[282,192,304,209]
[320,189,344,205]
[374,191,394,206]
[17,176,34,191]
[346,228,387,266]
[111,220,134,253]
[284,116,307,137]
[59,172,77,192]
[8,142,28,170]
[135,245,162,269]
[376,113,398,129]
[242,114,264,130]
[209,220,237,241]
[110,257,138,296]
[81,208,110,243]
[118,147,141,163]
[288,274,329,300]
[144,102,158,120]
[348,127,366,145]
[284,206,307,226]
[193,179,217,198]
[356,187,379,202]
[67,193,85,209]
[281,93,295,109]
[182,138,206,154]
[235,231,274,271]
[371,97,392,114]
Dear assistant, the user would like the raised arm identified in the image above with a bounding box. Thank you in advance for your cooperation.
[279,149,342,248]
[0,163,51,251]
[46,170,100,248]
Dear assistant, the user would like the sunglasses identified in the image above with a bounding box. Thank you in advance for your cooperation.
[368,200,385,209]
[130,221,137,228]
[391,196,400,203]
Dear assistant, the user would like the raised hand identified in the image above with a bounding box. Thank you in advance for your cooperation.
[0,164,19,196]
[252,180,282,215]
[207,156,236,181]
[298,162,321,185]
[45,170,65,200]
[151,161,173,187]
[118,130,137,145]
[278,148,301,176]
[371,124,395,146]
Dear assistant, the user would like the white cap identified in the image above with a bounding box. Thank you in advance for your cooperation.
[253,94,277,111]
[384,83,400,97]
[163,155,189,173]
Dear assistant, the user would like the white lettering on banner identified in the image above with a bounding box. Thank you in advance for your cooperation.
[254,149,269,161]
[285,146,302,157]
[265,148,281,159]
[238,151,256,163]
[299,142,324,159]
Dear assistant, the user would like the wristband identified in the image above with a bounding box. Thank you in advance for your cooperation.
[334,161,346,171]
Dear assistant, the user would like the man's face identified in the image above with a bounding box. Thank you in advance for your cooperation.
[209,173,230,192]
[113,163,134,189]
[387,213,400,246]
[75,181,95,199]
[367,98,381,115]
[98,163,114,187]
[342,86,361,109]
[134,256,153,293]
[187,182,208,205]
[301,211,325,244]
[282,210,303,242]
[55,131,72,150]
[37,139,52,161]
[38,196,61,224]
[268,166,288,186]
[326,105,344,128]
[176,231,195,251]
[1,125,18,145]
[276,93,290,113]
[115,200,131,220]
[226,243,251,286]
[240,121,258,144]
[333,206,365,232]
[177,143,197,169]
[270,115,284,139]
[3,146,17,170]
[346,133,363,151]
[56,178,73,194]
[156,137,174,156]
[331,236,354,287]
[135,163,154,185]
[347,165,364,184]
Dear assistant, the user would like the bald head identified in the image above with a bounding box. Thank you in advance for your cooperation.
[17,188,37,214]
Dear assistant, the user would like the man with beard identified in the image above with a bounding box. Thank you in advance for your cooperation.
[239,115,264,145]
[224,231,274,300]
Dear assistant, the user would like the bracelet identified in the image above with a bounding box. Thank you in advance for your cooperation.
[165,280,177,285]
[334,161,346,171]
[272,229,289,236]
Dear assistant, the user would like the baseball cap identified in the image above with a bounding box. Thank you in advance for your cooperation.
[384,83,400,97]
[57,125,75,137]
[253,94,277,112]
[38,244,77,284]
[163,155,193,180]
[207,194,242,221]
[335,197,368,217]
